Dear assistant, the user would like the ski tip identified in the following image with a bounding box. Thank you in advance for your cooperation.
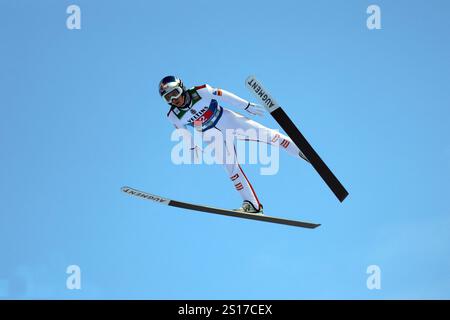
[245,74,256,83]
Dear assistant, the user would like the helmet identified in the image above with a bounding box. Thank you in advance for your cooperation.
[158,76,186,105]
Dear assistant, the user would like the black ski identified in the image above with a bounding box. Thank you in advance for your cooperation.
[121,186,320,229]
[245,76,349,202]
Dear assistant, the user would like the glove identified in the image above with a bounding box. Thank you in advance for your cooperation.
[244,102,264,116]
[189,145,202,164]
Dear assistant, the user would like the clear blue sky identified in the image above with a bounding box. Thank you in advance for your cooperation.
[1,0,449,299]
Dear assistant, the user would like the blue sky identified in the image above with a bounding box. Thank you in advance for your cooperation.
[1,0,449,299]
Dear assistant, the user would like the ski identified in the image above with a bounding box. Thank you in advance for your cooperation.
[245,76,349,202]
[121,186,320,229]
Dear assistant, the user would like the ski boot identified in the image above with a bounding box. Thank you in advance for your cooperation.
[234,200,264,215]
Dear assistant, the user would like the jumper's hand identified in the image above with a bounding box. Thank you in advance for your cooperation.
[244,102,264,116]
[190,145,202,164]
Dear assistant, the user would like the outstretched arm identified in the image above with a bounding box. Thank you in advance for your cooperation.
[167,111,202,161]
[206,85,264,116]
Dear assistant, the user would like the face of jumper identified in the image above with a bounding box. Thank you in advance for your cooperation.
[170,93,185,108]
[162,85,187,108]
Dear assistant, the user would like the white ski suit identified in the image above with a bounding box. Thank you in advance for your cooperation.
[167,84,307,210]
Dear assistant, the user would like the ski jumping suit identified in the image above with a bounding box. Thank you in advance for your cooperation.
[167,84,307,210]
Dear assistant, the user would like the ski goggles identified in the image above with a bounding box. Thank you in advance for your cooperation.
[163,87,183,103]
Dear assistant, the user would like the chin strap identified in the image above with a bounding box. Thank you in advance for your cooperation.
[182,91,192,108]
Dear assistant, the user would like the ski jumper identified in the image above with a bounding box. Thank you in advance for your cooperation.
[167,84,307,210]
